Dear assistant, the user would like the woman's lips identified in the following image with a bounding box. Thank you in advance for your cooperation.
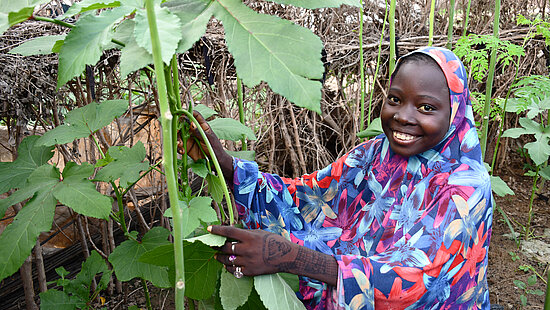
[393,131,419,144]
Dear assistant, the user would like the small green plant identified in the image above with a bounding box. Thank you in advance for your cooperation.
[508,251,520,262]
[514,265,546,308]
[39,251,112,310]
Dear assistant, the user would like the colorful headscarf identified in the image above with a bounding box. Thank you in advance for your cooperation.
[232,46,493,309]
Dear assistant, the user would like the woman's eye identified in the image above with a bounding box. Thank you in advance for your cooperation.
[387,96,400,104]
[419,105,436,112]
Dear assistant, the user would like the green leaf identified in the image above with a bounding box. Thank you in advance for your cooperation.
[190,159,209,178]
[57,6,133,87]
[520,294,527,306]
[9,35,66,56]
[0,0,50,14]
[109,227,172,287]
[193,104,218,120]
[539,165,550,180]
[117,20,153,78]
[183,240,222,299]
[226,151,255,161]
[139,244,174,266]
[220,269,253,310]
[209,118,256,141]
[237,288,267,310]
[64,251,112,303]
[180,196,217,238]
[0,12,7,34]
[7,6,33,25]
[163,0,214,53]
[186,233,226,247]
[266,0,360,9]
[502,127,527,138]
[524,135,550,166]
[54,162,112,219]
[490,175,514,197]
[527,274,537,286]
[254,273,306,310]
[0,135,54,194]
[357,117,383,138]
[206,173,223,203]
[39,290,76,310]
[278,273,299,292]
[531,289,545,296]
[0,165,59,281]
[60,0,121,18]
[133,5,181,64]
[94,142,149,187]
[38,100,129,146]
[213,0,323,113]
[514,280,527,290]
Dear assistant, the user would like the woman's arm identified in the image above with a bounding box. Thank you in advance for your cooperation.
[208,225,338,286]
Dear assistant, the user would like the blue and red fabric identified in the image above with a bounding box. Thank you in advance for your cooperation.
[232,46,493,309]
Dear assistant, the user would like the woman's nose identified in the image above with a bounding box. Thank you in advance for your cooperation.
[392,108,415,125]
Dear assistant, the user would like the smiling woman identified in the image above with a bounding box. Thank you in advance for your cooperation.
[188,46,493,309]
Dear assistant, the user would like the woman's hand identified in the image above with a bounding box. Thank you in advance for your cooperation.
[179,111,234,182]
[208,225,338,286]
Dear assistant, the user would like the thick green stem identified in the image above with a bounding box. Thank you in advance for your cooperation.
[237,76,247,150]
[447,0,455,49]
[145,0,185,306]
[367,1,388,126]
[180,110,235,225]
[480,0,500,158]
[462,0,472,36]
[428,0,436,46]
[359,5,365,131]
[388,0,396,73]
[141,279,152,310]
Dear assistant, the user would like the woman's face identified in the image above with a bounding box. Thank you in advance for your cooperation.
[381,59,451,157]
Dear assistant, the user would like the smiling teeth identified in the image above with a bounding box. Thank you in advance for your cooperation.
[394,131,415,141]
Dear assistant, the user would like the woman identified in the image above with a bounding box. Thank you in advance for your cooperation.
[187,46,493,309]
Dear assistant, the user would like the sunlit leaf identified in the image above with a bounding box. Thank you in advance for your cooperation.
[94,142,149,187]
[163,0,214,53]
[214,0,323,113]
[357,117,383,138]
[0,0,50,13]
[0,136,54,194]
[206,173,223,203]
[117,20,153,78]
[60,0,121,18]
[524,135,550,166]
[9,35,66,56]
[109,227,172,288]
[186,233,226,247]
[39,290,76,310]
[180,196,217,238]
[133,5,181,64]
[209,118,256,141]
[490,175,514,197]
[0,165,59,281]
[57,6,133,87]
[194,104,217,120]
[37,100,129,146]
[226,150,255,161]
[266,0,360,9]
[254,273,306,310]
[220,269,253,310]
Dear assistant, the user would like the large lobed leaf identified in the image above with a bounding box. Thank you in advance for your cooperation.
[0,165,59,281]
[162,0,214,53]
[0,135,54,194]
[182,240,222,299]
[220,269,253,310]
[209,118,256,141]
[94,142,149,188]
[165,0,324,113]
[109,227,172,288]
[57,6,133,87]
[254,273,306,310]
[115,19,154,78]
[38,100,129,146]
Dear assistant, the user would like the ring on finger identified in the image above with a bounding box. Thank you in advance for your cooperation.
[231,241,237,254]
[229,255,237,265]
[234,266,243,279]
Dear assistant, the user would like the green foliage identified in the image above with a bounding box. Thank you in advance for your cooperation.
[517,14,550,47]
[94,142,149,188]
[40,251,112,310]
[220,269,254,310]
[38,100,129,146]
[0,0,51,33]
[454,34,524,83]
[490,175,514,197]
[60,0,121,18]
[357,117,383,138]
[513,273,545,307]
[108,227,172,288]
[8,35,66,56]
[0,136,113,281]
[254,273,306,310]
[209,118,257,141]
[116,19,154,78]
